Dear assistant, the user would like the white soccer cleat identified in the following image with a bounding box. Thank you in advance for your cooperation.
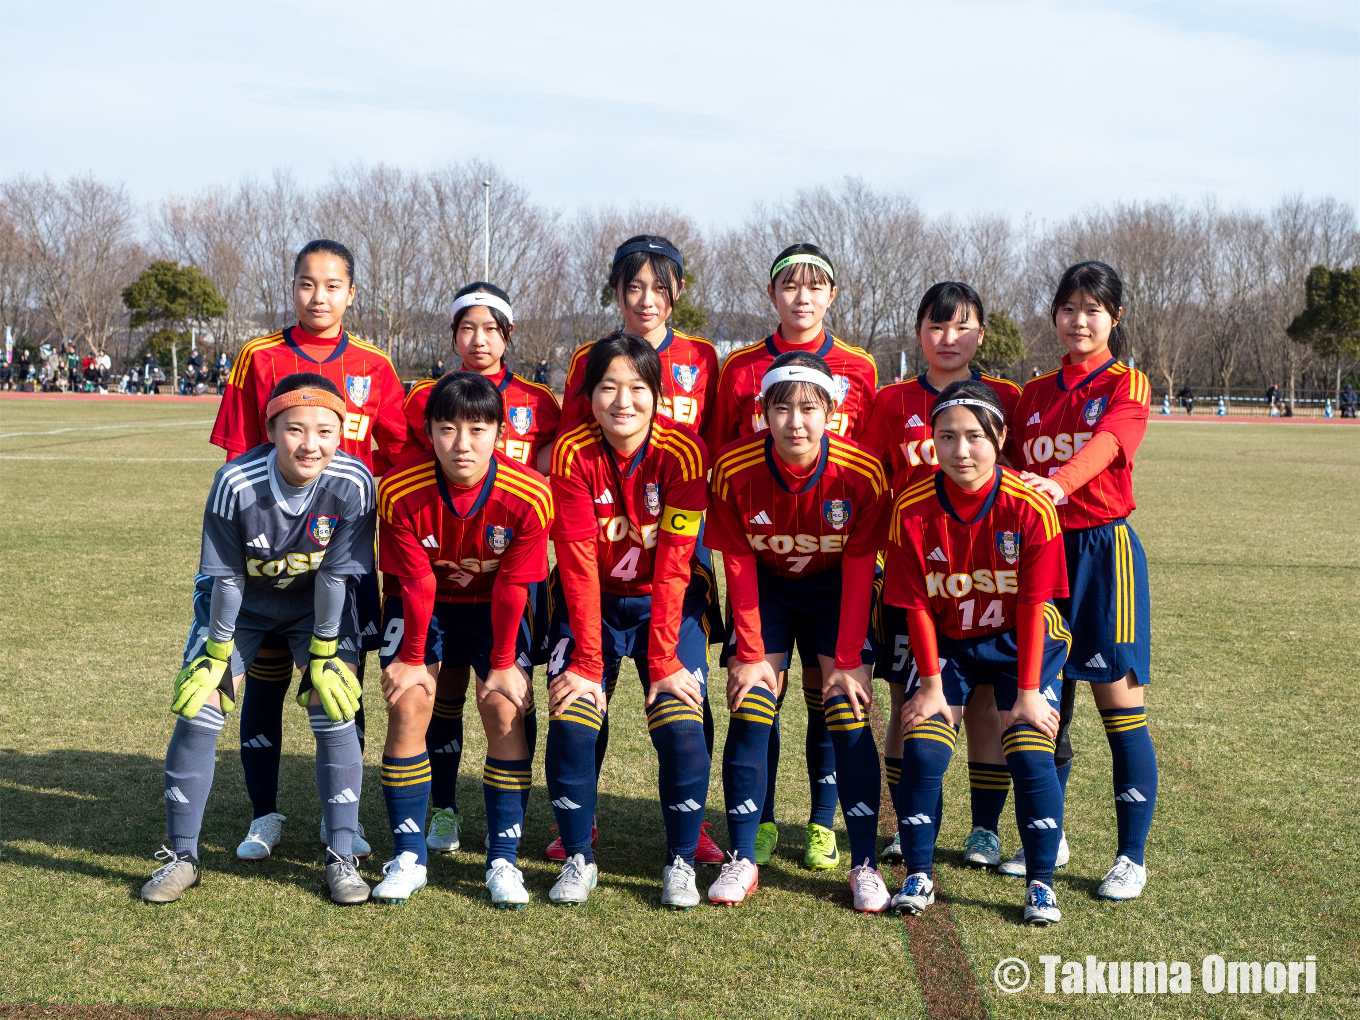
[1097,855,1147,900]
[707,856,758,906]
[891,872,935,915]
[141,847,200,903]
[661,856,700,910]
[426,808,462,853]
[849,859,892,913]
[371,851,427,904]
[1024,880,1061,925]
[549,853,598,906]
[236,812,285,860]
[319,819,372,859]
[486,858,530,909]
[878,830,903,864]
[962,827,1002,868]
[997,832,1069,877]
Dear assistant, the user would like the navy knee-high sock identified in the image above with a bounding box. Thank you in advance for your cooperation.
[968,761,1011,833]
[592,669,618,780]
[647,695,711,865]
[722,688,777,860]
[547,698,604,863]
[702,693,714,757]
[238,657,291,818]
[1003,724,1063,887]
[884,755,901,831]
[759,686,786,825]
[897,714,956,876]
[1101,707,1157,865]
[1056,759,1072,797]
[484,755,531,867]
[425,696,464,813]
[521,695,538,816]
[803,687,839,828]
[308,706,362,857]
[822,694,881,866]
[381,752,432,866]
[165,704,227,860]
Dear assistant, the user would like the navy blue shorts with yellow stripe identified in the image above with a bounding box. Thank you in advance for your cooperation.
[900,602,1072,714]
[377,595,534,679]
[722,564,879,671]
[431,578,550,670]
[1059,519,1151,685]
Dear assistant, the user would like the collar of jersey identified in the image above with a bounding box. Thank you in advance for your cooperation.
[765,330,832,360]
[283,325,350,364]
[1056,355,1117,393]
[765,433,829,494]
[604,423,653,482]
[460,363,516,393]
[934,466,1002,526]
[435,456,498,520]
[265,448,321,518]
[653,327,674,355]
[918,369,982,396]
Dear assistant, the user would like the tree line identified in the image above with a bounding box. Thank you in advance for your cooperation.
[2,165,1357,401]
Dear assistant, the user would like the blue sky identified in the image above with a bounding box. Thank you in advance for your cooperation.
[1,0,1356,225]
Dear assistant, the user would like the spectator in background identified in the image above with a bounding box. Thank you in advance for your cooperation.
[215,351,231,395]
[1178,384,1195,415]
[1031,365,1042,378]
[141,349,159,394]
[1264,382,1279,414]
[1341,383,1357,419]
[429,357,445,379]
[188,346,204,374]
[534,357,551,385]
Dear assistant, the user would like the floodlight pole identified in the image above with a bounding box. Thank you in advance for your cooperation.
[482,180,491,280]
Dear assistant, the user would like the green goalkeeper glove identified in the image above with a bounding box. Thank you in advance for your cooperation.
[297,635,362,721]
[171,638,236,718]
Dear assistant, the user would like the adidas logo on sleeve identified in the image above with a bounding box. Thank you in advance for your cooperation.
[748,510,772,525]
[593,489,614,504]
[420,534,439,549]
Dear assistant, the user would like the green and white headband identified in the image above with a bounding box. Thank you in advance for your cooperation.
[770,253,835,282]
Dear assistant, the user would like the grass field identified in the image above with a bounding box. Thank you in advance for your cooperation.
[1,398,1357,1020]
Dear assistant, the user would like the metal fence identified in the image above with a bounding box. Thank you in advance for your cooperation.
[1153,389,1356,418]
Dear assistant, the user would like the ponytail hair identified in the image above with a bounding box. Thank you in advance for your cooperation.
[1050,261,1128,361]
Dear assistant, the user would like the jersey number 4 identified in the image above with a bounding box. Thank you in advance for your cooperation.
[610,547,642,582]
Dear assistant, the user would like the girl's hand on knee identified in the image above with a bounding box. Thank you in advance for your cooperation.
[901,676,948,733]
[380,660,438,707]
[646,668,703,711]
[548,669,605,715]
[823,665,872,721]
[479,665,530,714]
[726,659,777,712]
[1002,688,1059,740]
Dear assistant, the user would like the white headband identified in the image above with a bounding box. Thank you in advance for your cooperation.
[932,397,1003,422]
[450,292,515,325]
[759,365,838,401]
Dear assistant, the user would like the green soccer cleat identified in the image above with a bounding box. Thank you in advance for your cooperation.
[753,822,779,865]
[804,822,841,870]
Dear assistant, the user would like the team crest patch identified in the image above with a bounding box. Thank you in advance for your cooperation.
[485,524,513,555]
[1082,396,1106,426]
[309,515,338,546]
[823,499,852,530]
[509,406,533,436]
[672,364,700,393]
[644,482,662,516]
[831,375,851,404]
[996,530,1022,564]
[345,375,371,407]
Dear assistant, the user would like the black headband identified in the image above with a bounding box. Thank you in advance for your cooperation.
[612,240,684,277]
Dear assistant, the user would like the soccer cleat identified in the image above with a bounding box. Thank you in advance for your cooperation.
[661,856,701,909]
[879,830,903,864]
[545,822,598,862]
[849,859,892,913]
[753,821,779,865]
[707,857,759,906]
[141,847,200,903]
[549,853,598,906]
[998,832,1069,877]
[426,808,462,853]
[324,848,371,905]
[236,812,285,860]
[962,827,1002,868]
[891,872,935,915]
[1024,880,1062,925]
[371,851,428,904]
[486,858,530,909]
[320,819,372,859]
[804,822,841,870]
[1097,855,1147,901]
[694,822,725,865]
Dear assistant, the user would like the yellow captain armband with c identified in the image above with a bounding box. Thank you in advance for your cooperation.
[660,506,703,537]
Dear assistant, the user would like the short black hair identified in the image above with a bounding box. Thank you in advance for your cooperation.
[608,235,684,305]
[760,349,837,413]
[769,242,835,289]
[268,372,342,403]
[578,331,662,409]
[1051,261,1128,360]
[916,281,986,330]
[931,379,1009,465]
[425,371,504,428]
[294,239,355,284]
[452,281,514,347]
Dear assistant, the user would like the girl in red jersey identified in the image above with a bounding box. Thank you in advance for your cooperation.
[1010,261,1156,901]
[706,351,893,911]
[861,282,1022,870]
[373,372,551,908]
[545,333,713,909]
[710,243,880,871]
[885,380,1071,925]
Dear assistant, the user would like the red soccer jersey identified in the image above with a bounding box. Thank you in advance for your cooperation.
[376,450,551,603]
[549,416,708,597]
[559,328,719,441]
[1011,355,1151,531]
[212,326,411,474]
[403,365,562,468]
[709,329,879,453]
[860,370,1021,494]
[884,468,1067,641]
[707,432,889,579]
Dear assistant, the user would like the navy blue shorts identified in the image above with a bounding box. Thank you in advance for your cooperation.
[1059,519,1152,685]
[432,580,550,670]
[877,602,915,686]
[377,597,533,679]
[722,565,879,671]
[354,571,382,652]
[545,572,711,694]
[900,603,1071,713]
[692,517,726,645]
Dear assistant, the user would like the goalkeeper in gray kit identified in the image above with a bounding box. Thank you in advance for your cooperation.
[143,373,376,906]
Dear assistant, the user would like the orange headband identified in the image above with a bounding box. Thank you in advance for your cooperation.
[265,387,347,423]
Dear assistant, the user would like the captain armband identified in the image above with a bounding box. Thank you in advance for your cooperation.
[660,506,703,537]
